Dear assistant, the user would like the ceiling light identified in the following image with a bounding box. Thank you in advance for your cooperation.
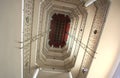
[84,0,97,7]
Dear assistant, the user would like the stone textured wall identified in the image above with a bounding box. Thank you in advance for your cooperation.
[23,0,34,78]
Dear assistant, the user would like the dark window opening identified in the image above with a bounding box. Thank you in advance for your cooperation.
[49,13,70,48]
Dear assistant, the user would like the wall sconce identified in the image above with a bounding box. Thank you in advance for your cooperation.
[82,67,88,74]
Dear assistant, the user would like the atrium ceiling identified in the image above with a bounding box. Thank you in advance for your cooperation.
[22,0,110,78]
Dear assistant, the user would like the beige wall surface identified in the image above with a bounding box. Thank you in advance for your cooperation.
[87,0,120,78]
[0,0,22,78]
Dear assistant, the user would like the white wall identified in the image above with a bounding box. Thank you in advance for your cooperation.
[0,0,22,78]
[87,0,120,78]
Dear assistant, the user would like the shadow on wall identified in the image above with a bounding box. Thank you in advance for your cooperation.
[113,62,120,78]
